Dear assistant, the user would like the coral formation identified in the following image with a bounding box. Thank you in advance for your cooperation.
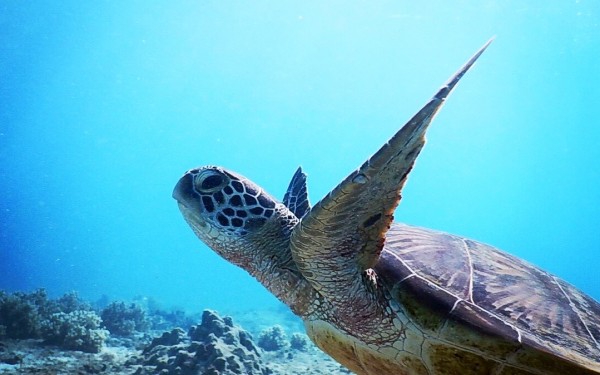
[135,309,272,375]
[0,291,352,374]
[50,291,92,314]
[0,290,106,353]
[289,333,309,352]
[0,290,43,339]
[40,310,109,353]
[101,301,150,336]
[257,325,288,352]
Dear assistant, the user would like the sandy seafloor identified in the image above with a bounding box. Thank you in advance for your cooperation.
[0,295,354,375]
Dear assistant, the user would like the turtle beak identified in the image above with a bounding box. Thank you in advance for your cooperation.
[172,172,203,216]
[172,172,193,203]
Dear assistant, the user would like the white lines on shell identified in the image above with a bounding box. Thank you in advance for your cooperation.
[442,298,523,344]
[398,273,416,284]
[438,298,464,338]
[388,251,418,282]
[553,276,600,350]
[497,315,522,344]
[461,238,475,304]
[448,298,463,316]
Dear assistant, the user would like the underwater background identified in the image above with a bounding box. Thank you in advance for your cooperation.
[1,1,599,318]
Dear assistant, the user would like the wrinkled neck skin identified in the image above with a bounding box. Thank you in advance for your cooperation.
[223,207,390,340]
[234,206,318,317]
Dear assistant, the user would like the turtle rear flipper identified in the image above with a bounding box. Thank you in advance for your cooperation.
[290,40,492,313]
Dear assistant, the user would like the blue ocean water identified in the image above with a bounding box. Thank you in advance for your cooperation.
[1,1,599,315]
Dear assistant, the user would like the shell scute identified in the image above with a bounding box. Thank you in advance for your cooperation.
[376,223,600,372]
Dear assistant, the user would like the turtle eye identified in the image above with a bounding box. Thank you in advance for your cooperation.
[194,170,228,193]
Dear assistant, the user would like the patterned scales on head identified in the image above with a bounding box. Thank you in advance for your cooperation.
[173,39,600,375]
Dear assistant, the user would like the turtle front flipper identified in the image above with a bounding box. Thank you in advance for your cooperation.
[283,166,310,218]
[290,40,492,315]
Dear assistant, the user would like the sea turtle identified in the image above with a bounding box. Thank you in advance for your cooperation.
[172,40,600,374]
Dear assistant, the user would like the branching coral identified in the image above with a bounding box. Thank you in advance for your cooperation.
[257,325,289,352]
[289,332,310,351]
[100,301,149,336]
[0,289,106,353]
[0,290,43,339]
[40,310,108,353]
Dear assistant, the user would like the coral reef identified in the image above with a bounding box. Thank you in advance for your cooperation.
[289,333,309,352]
[257,325,288,352]
[135,309,272,375]
[40,310,109,353]
[101,301,150,336]
[0,291,353,374]
[50,291,92,314]
[0,290,43,339]
[0,289,93,342]
[0,290,106,353]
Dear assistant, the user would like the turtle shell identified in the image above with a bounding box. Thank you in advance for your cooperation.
[375,223,600,374]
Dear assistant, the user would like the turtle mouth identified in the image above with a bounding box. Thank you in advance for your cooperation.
[177,202,202,228]
[173,171,211,221]
[173,173,211,235]
[177,201,221,241]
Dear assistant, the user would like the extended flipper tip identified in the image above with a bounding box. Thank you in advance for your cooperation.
[435,37,494,100]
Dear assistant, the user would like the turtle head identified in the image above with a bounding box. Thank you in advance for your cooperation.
[172,166,295,267]
[173,165,315,315]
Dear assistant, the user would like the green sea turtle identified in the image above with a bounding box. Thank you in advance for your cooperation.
[172,40,600,374]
